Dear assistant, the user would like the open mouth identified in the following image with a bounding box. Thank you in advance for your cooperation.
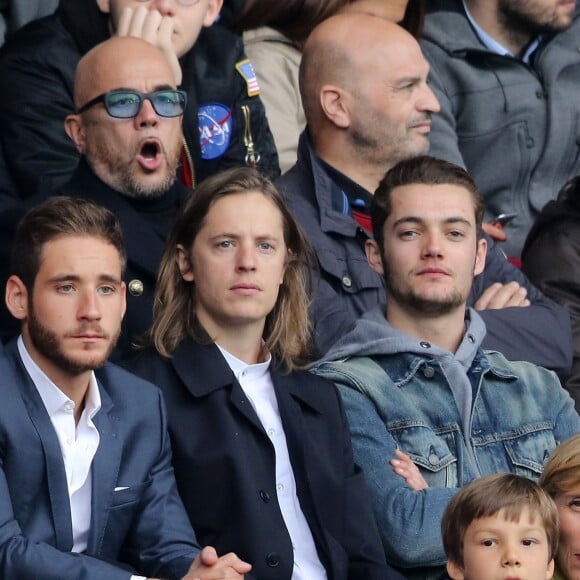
[136,139,163,172]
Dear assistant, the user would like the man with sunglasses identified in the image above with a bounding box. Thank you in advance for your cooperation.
[0,37,195,360]
[0,0,279,201]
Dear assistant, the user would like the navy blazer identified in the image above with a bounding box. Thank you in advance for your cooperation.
[128,340,404,580]
[0,340,199,579]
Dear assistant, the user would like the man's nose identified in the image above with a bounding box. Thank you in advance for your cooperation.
[134,98,159,129]
[78,290,101,321]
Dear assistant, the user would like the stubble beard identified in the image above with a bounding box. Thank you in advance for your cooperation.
[498,0,573,39]
[383,265,466,317]
[27,305,120,375]
[87,139,180,200]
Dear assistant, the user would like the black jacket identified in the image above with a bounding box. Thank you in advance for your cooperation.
[276,131,573,376]
[0,158,190,360]
[523,187,580,409]
[0,0,279,199]
[127,340,403,580]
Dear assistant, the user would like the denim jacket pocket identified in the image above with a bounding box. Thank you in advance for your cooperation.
[390,422,459,488]
[503,424,557,479]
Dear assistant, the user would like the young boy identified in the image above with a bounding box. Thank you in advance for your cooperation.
[442,473,558,580]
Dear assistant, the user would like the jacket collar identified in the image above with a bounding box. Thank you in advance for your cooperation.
[170,338,327,415]
[296,130,361,238]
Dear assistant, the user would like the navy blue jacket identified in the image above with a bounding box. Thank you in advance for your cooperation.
[127,340,403,580]
[0,339,199,579]
[276,131,573,375]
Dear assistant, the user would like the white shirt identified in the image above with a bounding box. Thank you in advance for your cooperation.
[18,338,146,580]
[218,345,327,580]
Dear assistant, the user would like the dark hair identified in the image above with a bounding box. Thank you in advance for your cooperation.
[442,473,559,568]
[150,167,314,371]
[401,0,426,38]
[235,0,348,44]
[11,196,126,291]
[371,155,485,255]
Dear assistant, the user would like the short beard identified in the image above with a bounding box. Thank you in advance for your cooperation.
[384,265,465,317]
[27,305,119,375]
[498,0,569,40]
[86,136,180,200]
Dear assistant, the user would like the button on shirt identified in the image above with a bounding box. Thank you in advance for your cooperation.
[217,345,327,580]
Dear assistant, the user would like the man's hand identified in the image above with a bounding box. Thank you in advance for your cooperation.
[474,281,530,310]
[482,222,508,242]
[117,6,182,85]
[181,546,252,580]
[390,449,428,491]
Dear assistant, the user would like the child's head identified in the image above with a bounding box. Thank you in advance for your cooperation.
[442,473,558,580]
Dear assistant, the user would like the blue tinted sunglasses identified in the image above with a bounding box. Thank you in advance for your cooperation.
[77,89,187,119]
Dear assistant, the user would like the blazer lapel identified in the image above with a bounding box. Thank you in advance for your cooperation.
[87,382,123,554]
[5,342,74,551]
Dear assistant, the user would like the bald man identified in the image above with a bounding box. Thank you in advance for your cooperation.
[0,0,279,199]
[275,13,573,378]
[0,36,192,360]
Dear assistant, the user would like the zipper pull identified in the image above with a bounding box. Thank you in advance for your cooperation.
[241,104,260,168]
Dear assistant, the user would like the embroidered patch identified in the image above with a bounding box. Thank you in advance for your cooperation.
[235,59,261,97]
[198,103,233,160]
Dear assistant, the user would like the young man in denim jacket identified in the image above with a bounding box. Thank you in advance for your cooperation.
[313,155,580,580]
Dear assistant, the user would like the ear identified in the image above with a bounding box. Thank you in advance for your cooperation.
[95,0,111,14]
[65,114,87,154]
[473,237,487,276]
[446,559,465,580]
[5,275,30,321]
[120,281,127,320]
[546,558,555,579]
[365,239,385,275]
[320,84,351,129]
[203,0,223,27]
[176,244,194,282]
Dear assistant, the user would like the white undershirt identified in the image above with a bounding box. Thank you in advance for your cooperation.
[18,338,147,580]
[217,345,327,580]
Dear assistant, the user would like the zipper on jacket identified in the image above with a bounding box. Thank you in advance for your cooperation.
[182,136,195,188]
[241,104,260,168]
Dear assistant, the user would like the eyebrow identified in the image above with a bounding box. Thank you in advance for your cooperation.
[392,216,473,228]
[47,274,122,285]
[109,84,176,93]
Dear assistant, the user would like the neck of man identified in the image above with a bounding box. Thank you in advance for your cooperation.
[200,316,267,365]
[466,0,534,57]
[386,301,467,353]
[22,334,89,424]
[315,138,391,195]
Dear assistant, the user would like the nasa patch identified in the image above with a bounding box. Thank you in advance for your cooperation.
[198,103,233,160]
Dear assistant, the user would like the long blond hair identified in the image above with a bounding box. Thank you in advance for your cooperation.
[149,167,314,371]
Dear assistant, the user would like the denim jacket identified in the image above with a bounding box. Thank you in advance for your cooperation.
[313,308,580,579]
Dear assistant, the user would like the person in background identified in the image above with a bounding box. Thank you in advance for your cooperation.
[0,196,251,580]
[275,11,572,377]
[127,166,404,580]
[313,155,580,578]
[442,474,557,580]
[540,433,580,580]
[0,36,192,360]
[421,0,580,258]
[0,0,279,200]
[522,176,580,410]
[234,0,348,173]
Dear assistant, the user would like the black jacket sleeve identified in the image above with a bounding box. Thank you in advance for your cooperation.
[471,233,573,378]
